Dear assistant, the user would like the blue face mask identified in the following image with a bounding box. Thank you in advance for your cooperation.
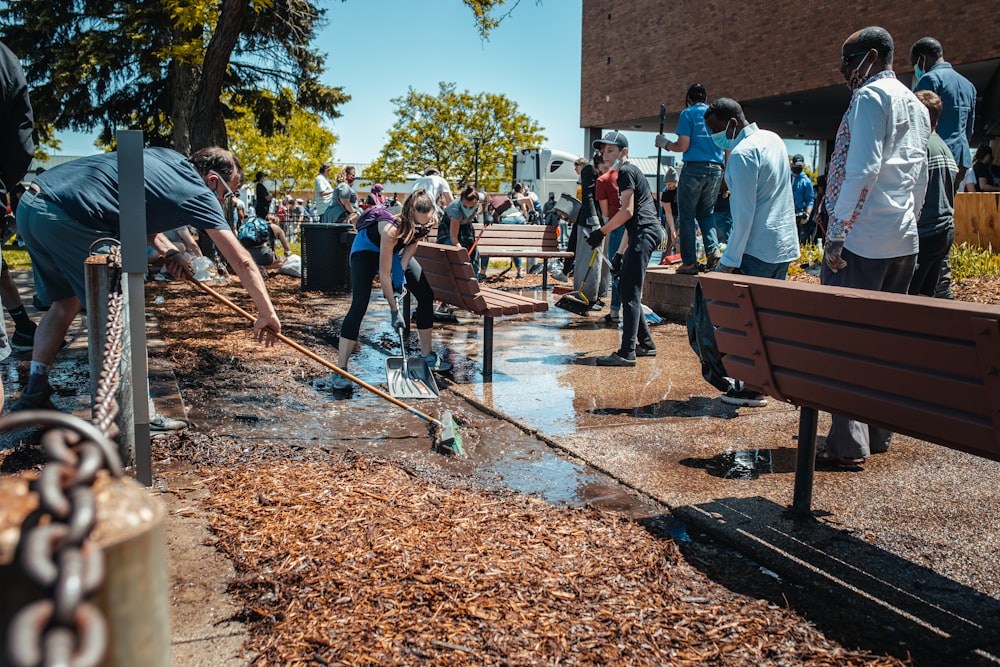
[711,120,737,151]
[914,55,926,81]
[462,204,477,217]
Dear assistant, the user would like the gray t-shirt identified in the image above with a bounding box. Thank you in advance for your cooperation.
[326,182,357,222]
[35,147,230,235]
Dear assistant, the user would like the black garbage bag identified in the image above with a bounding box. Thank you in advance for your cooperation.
[686,282,738,394]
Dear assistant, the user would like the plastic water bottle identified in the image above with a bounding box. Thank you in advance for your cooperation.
[154,296,165,305]
[695,231,706,264]
[214,256,230,284]
[191,256,214,282]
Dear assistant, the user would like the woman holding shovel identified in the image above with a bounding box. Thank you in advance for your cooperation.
[334,189,451,390]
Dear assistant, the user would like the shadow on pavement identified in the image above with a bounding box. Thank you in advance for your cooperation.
[672,496,1000,666]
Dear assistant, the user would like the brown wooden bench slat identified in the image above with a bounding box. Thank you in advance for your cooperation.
[770,370,995,457]
[708,305,981,379]
[699,272,1000,515]
[479,287,545,315]
[715,331,988,416]
[701,274,1000,341]
[414,241,548,378]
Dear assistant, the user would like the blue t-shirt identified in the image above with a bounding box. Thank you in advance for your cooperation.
[677,103,724,164]
[34,147,230,235]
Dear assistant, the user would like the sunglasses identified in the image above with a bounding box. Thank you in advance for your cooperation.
[208,170,235,201]
[841,50,869,67]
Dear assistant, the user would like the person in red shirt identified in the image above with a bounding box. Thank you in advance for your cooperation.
[595,160,625,324]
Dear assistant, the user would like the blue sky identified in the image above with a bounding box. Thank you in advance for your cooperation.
[54,0,810,165]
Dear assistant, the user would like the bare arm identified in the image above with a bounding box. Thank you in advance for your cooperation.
[270,224,291,254]
[601,188,634,235]
[669,135,691,153]
[206,228,281,345]
[378,223,400,306]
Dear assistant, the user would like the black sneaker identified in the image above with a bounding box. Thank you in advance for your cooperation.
[596,352,636,367]
[636,343,657,357]
[721,388,768,407]
[10,329,34,351]
[9,388,57,412]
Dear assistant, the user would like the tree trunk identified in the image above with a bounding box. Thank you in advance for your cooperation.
[169,59,199,155]
[189,0,251,150]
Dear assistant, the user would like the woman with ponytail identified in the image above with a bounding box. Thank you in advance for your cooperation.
[333,189,451,389]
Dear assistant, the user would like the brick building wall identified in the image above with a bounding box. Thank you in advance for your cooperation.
[581,0,1000,138]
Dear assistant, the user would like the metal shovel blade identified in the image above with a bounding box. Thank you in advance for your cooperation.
[385,356,439,399]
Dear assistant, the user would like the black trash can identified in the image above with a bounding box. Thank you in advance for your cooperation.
[300,223,357,292]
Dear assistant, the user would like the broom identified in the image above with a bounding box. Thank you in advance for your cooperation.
[555,246,598,315]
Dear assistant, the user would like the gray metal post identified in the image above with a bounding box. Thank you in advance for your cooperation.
[117,131,152,486]
[791,406,818,516]
[85,255,135,469]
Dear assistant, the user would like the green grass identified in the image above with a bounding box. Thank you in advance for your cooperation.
[950,242,1000,282]
[1,244,31,269]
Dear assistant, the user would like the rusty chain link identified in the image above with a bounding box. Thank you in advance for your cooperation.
[5,242,126,667]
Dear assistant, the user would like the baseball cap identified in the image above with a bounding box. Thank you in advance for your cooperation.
[791,154,805,165]
[592,130,628,150]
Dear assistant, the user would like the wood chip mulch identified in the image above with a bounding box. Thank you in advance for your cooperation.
[199,452,904,666]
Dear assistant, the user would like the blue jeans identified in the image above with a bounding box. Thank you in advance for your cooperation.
[737,253,790,280]
[677,162,722,265]
[607,226,626,312]
[710,208,733,245]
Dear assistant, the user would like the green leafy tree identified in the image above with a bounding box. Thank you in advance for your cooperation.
[227,91,337,195]
[0,0,348,153]
[366,82,545,192]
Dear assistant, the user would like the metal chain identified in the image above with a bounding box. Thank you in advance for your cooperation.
[5,242,125,667]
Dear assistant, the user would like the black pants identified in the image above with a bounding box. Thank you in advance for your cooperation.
[618,224,662,357]
[341,251,434,341]
[908,227,953,297]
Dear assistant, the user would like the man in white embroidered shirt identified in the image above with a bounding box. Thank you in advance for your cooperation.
[702,98,800,407]
[820,26,930,467]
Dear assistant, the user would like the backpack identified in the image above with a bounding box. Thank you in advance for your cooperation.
[237,215,271,247]
[355,205,398,231]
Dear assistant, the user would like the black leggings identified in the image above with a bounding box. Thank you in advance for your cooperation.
[341,251,435,341]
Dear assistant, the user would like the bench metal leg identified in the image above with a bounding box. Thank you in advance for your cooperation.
[541,259,549,291]
[791,406,818,517]
[483,316,494,382]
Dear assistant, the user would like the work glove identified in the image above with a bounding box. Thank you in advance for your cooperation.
[586,228,605,249]
[391,310,405,332]
[610,252,624,277]
[824,239,847,273]
[654,134,670,150]
[713,262,737,273]
[796,212,809,224]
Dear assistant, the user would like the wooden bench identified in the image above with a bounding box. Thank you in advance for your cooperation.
[414,242,549,380]
[474,223,573,290]
[700,272,1000,516]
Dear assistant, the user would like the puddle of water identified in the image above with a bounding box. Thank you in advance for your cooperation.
[592,396,736,420]
[680,448,790,481]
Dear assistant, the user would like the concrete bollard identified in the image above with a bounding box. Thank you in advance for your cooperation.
[0,474,170,666]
